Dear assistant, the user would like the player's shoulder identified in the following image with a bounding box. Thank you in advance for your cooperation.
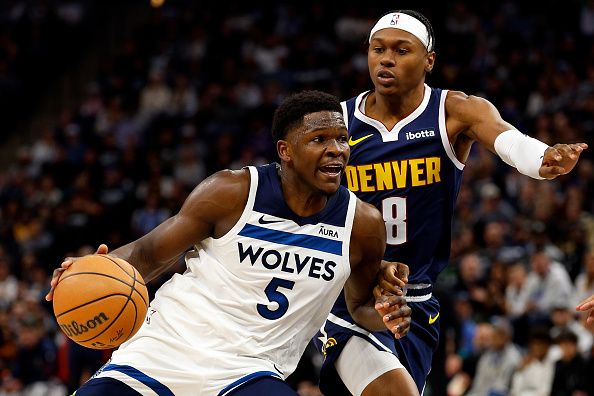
[203,168,250,191]
[445,90,494,119]
[186,168,251,209]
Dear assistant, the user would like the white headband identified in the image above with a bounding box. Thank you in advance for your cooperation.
[368,13,432,51]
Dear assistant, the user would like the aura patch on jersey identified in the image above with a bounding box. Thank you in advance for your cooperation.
[344,156,441,192]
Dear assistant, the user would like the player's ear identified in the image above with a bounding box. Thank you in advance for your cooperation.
[277,140,291,162]
[425,51,435,73]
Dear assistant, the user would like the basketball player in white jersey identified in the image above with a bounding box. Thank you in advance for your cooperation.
[46,90,419,396]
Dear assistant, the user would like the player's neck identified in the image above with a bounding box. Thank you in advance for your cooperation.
[369,84,425,124]
[278,167,328,217]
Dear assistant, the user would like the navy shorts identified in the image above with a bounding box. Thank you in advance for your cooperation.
[75,377,141,395]
[316,295,441,394]
[228,376,298,395]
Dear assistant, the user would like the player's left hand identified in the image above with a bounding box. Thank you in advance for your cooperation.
[45,244,109,301]
[374,291,411,339]
[539,143,588,179]
[378,260,409,295]
[576,294,594,325]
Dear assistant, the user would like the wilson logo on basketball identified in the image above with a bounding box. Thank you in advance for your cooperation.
[59,312,110,337]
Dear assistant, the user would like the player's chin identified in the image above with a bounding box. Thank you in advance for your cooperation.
[316,170,342,194]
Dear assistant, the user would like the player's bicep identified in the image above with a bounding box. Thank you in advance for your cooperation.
[136,170,248,266]
[447,91,514,151]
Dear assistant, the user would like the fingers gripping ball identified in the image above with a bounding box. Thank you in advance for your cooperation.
[53,254,149,349]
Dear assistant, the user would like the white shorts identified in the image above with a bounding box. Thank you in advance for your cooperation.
[335,336,405,396]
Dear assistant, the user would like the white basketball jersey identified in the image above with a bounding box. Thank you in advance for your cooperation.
[95,164,356,395]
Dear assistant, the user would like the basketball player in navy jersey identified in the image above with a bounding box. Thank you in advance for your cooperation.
[316,9,588,396]
[46,91,418,396]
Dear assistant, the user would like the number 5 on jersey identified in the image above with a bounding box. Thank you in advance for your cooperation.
[258,277,295,320]
[382,197,407,245]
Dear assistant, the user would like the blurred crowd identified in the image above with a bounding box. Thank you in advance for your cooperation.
[1,1,594,395]
[0,0,99,144]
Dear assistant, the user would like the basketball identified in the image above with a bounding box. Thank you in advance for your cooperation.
[53,254,149,350]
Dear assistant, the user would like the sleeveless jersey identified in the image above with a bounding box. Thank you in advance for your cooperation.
[343,85,463,284]
[316,85,464,396]
[98,163,355,395]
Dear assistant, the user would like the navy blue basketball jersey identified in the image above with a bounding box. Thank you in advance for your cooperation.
[342,85,463,284]
[316,86,463,395]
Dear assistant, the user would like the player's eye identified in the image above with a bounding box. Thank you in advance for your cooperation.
[313,136,324,143]
[338,135,348,143]
[397,48,409,55]
[373,47,384,53]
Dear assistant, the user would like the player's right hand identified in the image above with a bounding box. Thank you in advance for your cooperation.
[539,143,588,179]
[377,260,409,295]
[45,244,109,301]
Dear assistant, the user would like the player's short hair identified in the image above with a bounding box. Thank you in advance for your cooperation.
[271,90,342,144]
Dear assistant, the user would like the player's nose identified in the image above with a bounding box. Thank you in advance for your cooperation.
[325,139,348,157]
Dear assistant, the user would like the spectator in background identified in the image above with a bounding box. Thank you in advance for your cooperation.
[474,182,515,226]
[550,330,591,396]
[466,317,521,396]
[5,303,65,396]
[0,256,18,310]
[137,69,172,128]
[523,248,574,323]
[446,322,494,396]
[510,329,555,396]
[130,191,170,237]
[505,261,531,318]
[453,253,488,316]
[482,260,508,318]
[173,145,207,190]
[169,73,199,119]
[549,301,593,359]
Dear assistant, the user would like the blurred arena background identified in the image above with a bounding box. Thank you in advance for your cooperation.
[0,1,593,395]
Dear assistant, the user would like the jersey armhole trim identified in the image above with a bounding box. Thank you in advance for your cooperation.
[341,191,357,279]
[207,166,258,246]
[439,90,465,170]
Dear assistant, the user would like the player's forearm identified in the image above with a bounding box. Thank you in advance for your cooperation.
[111,238,180,283]
[349,299,388,332]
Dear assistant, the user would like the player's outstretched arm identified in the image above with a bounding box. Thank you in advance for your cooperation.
[446,91,587,179]
[345,199,410,333]
[46,169,250,301]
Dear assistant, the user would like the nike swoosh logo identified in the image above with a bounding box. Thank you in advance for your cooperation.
[428,312,440,325]
[258,215,282,225]
[348,134,373,147]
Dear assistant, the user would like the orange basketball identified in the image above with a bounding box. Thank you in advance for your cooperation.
[53,254,149,350]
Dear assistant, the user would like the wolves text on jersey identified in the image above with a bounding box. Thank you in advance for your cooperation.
[237,242,336,281]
